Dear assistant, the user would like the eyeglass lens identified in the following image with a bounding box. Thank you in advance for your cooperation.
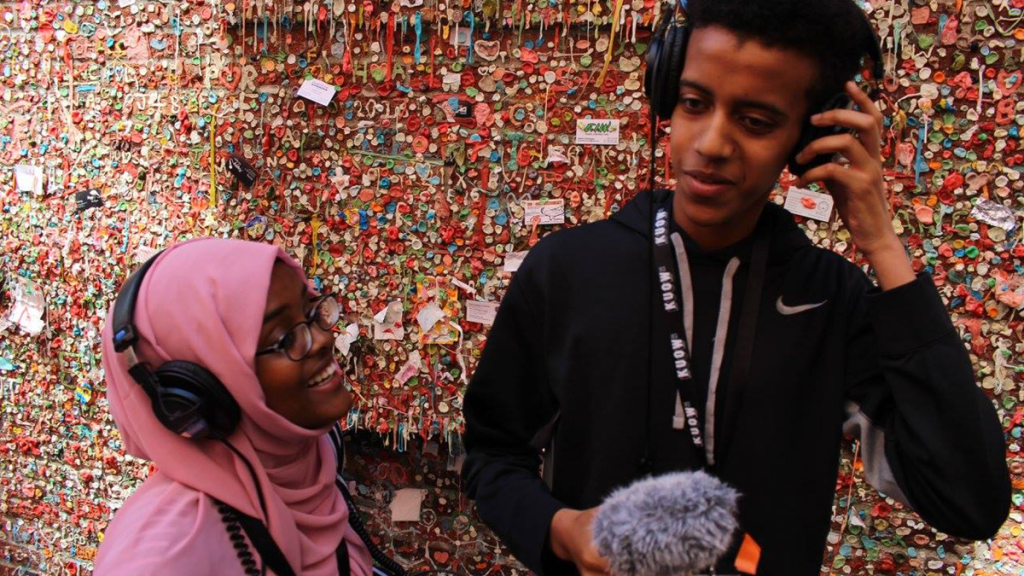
[283,297,340,360]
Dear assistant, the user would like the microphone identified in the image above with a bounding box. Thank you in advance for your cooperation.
[591,471,740,576]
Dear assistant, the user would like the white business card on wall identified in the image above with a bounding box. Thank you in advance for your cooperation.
[784,187,834,222]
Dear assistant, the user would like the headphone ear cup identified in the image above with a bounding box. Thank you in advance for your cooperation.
[645,10,690,121]
[644,10,670,104]
[787,120,817,178]
[153,361,241,440]
[787,93,853,177]
[644,33,664,101]
[655,23,689,120]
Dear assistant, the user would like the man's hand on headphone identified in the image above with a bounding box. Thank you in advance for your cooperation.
[791,81,916,290]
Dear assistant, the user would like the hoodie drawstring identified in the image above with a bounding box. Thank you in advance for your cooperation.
[671,232,741,467]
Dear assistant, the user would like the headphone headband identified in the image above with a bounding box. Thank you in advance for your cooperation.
[111,251,164,353]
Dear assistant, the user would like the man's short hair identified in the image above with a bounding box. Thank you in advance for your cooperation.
[686,0,877,109]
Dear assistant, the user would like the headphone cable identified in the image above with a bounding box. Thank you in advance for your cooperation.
[407,570,468,576]
[221,439,271,525]
[337,478,410,576]
[648,94,658,192]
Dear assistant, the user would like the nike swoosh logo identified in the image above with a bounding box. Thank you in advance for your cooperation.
[776,296,828,316]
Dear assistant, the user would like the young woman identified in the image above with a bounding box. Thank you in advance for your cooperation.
[95,238,373,576]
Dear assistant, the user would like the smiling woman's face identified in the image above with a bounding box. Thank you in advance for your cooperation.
[254,261,351,429]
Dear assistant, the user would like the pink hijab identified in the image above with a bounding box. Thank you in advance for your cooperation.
[95,238,372,576]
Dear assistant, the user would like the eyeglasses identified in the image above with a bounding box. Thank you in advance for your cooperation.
[256,295,340,361]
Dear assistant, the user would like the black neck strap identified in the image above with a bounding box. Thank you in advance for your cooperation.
[651,195,771,469]
[652,204,704,464]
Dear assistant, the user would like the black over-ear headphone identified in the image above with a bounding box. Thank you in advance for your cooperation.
[643,0,885,186]
[110,251,241,440]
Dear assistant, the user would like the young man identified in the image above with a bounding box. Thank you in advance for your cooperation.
[462,1,1011,575]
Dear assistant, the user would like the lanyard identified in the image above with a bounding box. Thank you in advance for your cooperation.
[651,201,771,468]
[652,205,705,462]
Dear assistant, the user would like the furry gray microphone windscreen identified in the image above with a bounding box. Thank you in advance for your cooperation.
[591,471,740,576]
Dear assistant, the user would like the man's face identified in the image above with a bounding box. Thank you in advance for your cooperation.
[669,25,818,248]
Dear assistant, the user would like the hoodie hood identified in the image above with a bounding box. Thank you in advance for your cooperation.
[610,188,813,264]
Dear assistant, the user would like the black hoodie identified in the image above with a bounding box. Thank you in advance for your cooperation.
[462,190,1010,576]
